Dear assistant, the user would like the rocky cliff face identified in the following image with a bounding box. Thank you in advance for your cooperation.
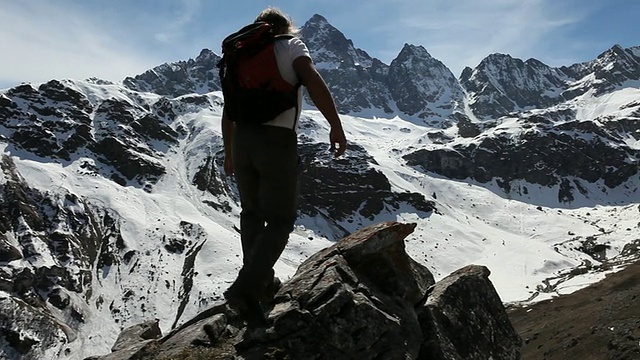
[299,14,395,116]
[388,44,465,121]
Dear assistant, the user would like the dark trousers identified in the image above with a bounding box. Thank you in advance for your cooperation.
[232,124,299,294]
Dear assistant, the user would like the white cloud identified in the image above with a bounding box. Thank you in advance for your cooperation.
[0,2,163,87]
[339,0,588,74]
[154,0,202,43]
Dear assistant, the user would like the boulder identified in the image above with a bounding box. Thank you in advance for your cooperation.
[0,239,22,262]
[417,265,522,359]
[111,319,162,352]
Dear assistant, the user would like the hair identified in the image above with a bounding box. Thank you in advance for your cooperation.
[255,7,298,35]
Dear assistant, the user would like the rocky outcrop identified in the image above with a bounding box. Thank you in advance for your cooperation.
[419,266,522,359]
[88,222,521,360]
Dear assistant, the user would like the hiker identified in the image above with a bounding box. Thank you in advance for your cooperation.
[220,7,347,325]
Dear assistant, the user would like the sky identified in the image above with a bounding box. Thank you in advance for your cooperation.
[1,0,639,90]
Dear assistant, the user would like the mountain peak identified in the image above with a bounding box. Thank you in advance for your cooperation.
[483,52,517,64]
[399,43,432,59]
[308,13,329,24]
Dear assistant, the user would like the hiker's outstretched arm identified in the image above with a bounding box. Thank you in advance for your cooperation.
[222,109,235,174]
[293,56,346,157]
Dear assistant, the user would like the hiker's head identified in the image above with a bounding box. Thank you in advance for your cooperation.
[255,7,297,35]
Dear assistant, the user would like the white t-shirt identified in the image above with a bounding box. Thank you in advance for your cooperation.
[263,37,311,131]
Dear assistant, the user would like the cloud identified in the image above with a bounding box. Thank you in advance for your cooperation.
[0,1,162,87]
[337,0,588,74]
[154,0,202,43]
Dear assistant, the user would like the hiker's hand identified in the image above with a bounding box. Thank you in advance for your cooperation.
[329,126,347,157]
[224,155,234,175]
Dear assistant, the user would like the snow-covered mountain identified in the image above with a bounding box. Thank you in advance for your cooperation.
[460,44,640,118]
[0,13,639,360]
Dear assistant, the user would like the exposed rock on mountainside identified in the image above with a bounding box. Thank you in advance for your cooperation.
[561,44,640,97]
[460,54,568,119]
[0,154,120,359]
[388,44,465,120]
[1,80,181,186]
[404,114,640,202]
[296,127,436,235]
[88,222,522,360]
[298,14,395,115]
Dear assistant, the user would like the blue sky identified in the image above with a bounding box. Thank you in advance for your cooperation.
[1,0,638,89]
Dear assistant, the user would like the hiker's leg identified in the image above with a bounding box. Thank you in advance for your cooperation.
[232,127,264,265]
[225,126,270,325]
[240,211,264,265]
[248,127,299,288]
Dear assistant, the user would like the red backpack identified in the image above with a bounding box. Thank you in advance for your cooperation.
[218,22,300,124]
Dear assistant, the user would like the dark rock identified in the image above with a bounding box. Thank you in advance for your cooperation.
[404,118,639,198]
[388,44,465,118]
[1,328,39,355]
[299,14,394,115]
[0,268,12,292]
[13,268,34,294]
[157,313,228,358]
[48,287,71,310]
[0,297,68,359]
[460,45,640,119]
[111,320,162,352]
[0,235,22,262]
[460,54,567,119]
[418,265,522,359]
[298,140,435,238]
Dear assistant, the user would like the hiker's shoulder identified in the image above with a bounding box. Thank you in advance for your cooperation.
[274,36,309,57]
[276,35,305,46]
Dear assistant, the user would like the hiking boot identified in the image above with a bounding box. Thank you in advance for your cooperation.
[259,276,282,306]
[224,284,267,327]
